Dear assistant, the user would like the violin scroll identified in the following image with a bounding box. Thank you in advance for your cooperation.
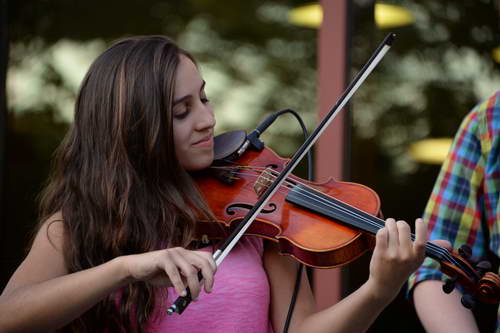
[475,271,500,304]
[438,247,500,308]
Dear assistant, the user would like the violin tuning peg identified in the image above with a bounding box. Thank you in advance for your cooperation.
[476,260,492,276]
[442,277,457,294]
[461,293,476,309]
[459,245,472,259]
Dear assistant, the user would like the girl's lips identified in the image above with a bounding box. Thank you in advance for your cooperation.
[192,135,213,147]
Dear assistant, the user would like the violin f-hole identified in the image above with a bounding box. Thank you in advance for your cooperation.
[226,202,277,215]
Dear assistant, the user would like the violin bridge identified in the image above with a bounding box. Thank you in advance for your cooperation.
[254,167,274,197]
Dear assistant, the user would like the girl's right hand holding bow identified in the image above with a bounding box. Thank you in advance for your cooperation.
[122,247,217,300]
[0,217,217,332]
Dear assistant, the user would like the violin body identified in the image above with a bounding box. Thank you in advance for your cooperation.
[194,146,380,268]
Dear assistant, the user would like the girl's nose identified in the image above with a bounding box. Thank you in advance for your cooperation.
[196,104,216,131]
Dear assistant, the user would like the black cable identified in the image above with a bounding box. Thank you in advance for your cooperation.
[269,110,312,333]
[248,109,313,179]
[248,109,312,333]
[283,263,304,333]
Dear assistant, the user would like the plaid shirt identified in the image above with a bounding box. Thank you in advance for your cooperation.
[408,91,500,328]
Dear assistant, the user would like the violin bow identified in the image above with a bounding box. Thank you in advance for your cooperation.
[167,32,396,315]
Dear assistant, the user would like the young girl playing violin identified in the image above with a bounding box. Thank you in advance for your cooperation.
[0,35,427,332]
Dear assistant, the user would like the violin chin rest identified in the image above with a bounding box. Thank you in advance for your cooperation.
[213,130,247,162]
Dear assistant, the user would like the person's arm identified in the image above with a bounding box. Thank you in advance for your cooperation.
[266,218,426,333]
[413,280,479,333]
[0,214,216,332]
[409,94,500,331]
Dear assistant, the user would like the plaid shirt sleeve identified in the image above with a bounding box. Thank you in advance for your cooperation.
[408,91,500,296]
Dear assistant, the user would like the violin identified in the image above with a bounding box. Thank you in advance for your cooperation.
[192,129,500,307]
[194,130,379,268]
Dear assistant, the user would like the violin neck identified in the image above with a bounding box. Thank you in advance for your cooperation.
[286,183,386,235]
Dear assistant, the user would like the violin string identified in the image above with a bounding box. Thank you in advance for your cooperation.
[241,169,464,274]
[225,166,399,232]
[217,166,401,232]
[216,165,403,232]
[216,162,479,279]
[216,166,393,238]
[210,166,462,270]
[215,162,476,277]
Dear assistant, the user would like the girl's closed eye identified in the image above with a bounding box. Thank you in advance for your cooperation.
[174,106,190,120]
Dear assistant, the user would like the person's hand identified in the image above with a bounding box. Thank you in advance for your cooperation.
[367,218,426,302]
[121,247,216,299]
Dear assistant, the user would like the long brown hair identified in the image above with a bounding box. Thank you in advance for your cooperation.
[38,36,213,332]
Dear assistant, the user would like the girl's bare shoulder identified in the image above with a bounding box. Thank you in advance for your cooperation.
[2,212,68,295]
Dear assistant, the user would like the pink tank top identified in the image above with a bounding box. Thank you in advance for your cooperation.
[146,237,273,333]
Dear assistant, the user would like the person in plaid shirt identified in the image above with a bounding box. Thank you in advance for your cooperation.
[409,91,500,332]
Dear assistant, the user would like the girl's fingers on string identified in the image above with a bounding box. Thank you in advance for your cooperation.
[384,218,398,254]
[375,226,388,254]
[413,218,427,259]
[396,220,412,256]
